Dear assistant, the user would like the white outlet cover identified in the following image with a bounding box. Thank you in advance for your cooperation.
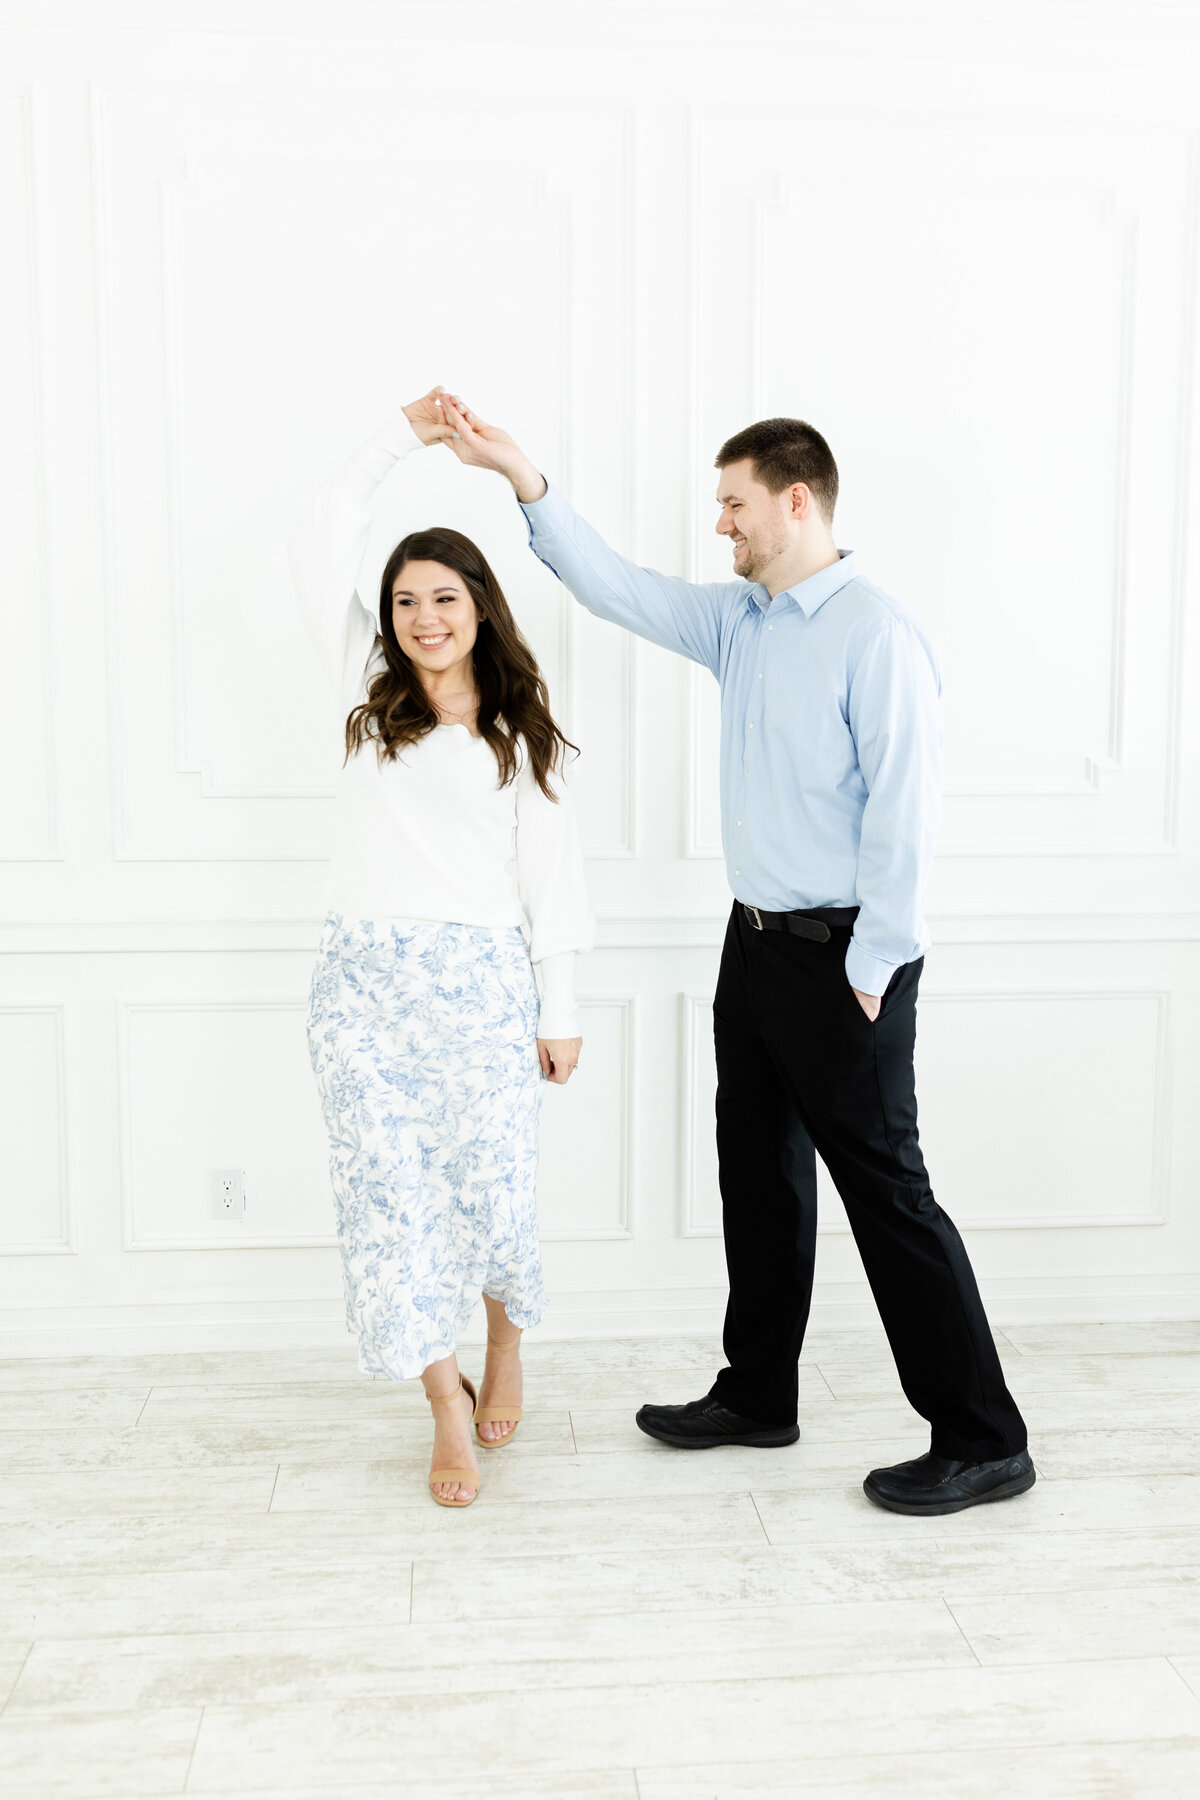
[211,1168,246,1220]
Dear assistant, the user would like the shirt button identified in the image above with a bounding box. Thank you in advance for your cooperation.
[768,625,773,632]
[758,673,763,680]
[748,722,754,729]
[736,820,742,826]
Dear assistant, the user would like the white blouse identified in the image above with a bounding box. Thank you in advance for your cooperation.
[289,408,594,1038]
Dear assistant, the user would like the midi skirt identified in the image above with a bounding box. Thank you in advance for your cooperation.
[306,911,547,1379]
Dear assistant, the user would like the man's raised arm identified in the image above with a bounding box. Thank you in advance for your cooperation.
[436,392,730,675]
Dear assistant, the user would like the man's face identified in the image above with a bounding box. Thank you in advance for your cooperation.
[715,459,795,582]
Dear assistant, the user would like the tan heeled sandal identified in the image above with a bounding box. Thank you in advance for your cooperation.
[427,1374,481,1507]
[473,1332,523,1448]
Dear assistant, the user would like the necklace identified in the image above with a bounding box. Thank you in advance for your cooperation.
[434,695,479,726]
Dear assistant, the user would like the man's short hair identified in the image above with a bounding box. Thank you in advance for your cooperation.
[715,417,838,522]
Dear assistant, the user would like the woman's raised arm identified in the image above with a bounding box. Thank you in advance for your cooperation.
[288,388,456,699]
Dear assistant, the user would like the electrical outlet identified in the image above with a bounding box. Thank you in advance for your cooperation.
[212,1168,246,1220]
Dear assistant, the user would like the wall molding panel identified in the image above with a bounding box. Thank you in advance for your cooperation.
[684,109,1200,861]
[0,83,60,863]
[0,1003,73,1256]
[682,986,1173,1238]
[747,171,1142,805]
[89,83,639,863]
[117,997,337,1251]
[679,991,715,1240]
[538,995,636,1241]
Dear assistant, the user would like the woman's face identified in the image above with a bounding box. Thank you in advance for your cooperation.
[390,560,481,681]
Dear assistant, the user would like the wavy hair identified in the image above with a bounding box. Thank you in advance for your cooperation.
[344,527,576,799]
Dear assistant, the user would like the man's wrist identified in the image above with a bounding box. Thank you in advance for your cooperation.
[512,463,548,505]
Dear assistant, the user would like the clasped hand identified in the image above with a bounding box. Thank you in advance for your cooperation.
[401,386,547,502]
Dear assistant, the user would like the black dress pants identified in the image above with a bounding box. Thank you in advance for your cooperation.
[709,902,1027,1463]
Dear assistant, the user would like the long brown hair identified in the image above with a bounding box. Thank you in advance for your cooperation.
[344,527,576,799]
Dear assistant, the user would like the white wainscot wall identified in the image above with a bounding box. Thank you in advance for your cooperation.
[1,2,1198,1355]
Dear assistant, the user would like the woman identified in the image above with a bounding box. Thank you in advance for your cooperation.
[289,386,593,1508]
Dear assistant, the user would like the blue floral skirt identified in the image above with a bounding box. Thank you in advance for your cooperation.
[306,912,547,1378]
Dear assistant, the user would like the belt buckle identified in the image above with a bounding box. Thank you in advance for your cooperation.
[745,905,764,931]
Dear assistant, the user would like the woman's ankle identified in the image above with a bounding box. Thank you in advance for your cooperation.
[421,1354,463,1403]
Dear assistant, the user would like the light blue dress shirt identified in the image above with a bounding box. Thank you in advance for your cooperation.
[519,483,942,996]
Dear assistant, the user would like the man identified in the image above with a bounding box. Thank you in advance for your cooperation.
[434,390,1033,1516]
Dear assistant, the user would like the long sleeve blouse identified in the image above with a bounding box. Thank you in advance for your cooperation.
[288,409,594,1038]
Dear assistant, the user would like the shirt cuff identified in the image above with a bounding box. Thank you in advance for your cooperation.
[518,478,572,539]
[844,938,899,1000]
[535,950,579,1039]
[363,406,430,462]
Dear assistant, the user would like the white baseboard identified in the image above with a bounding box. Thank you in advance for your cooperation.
[0,1274,1197,1358]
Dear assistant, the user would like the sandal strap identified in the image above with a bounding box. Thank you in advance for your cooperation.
[428,1468,480,1486]
[426,1373,478,1408]
[472,1406,523,1424]
[426,1379,463,1407]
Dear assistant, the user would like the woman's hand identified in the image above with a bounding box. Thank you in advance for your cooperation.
[402,386,460,446]
[537,1036,582,1085]
[436,394,548,503]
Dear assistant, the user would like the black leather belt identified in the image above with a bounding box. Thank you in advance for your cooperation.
[740,902,859,943]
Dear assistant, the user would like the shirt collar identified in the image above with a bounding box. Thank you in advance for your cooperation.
[749,548,858,618]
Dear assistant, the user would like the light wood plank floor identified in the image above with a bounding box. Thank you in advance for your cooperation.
[2,1321,1199,1797]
